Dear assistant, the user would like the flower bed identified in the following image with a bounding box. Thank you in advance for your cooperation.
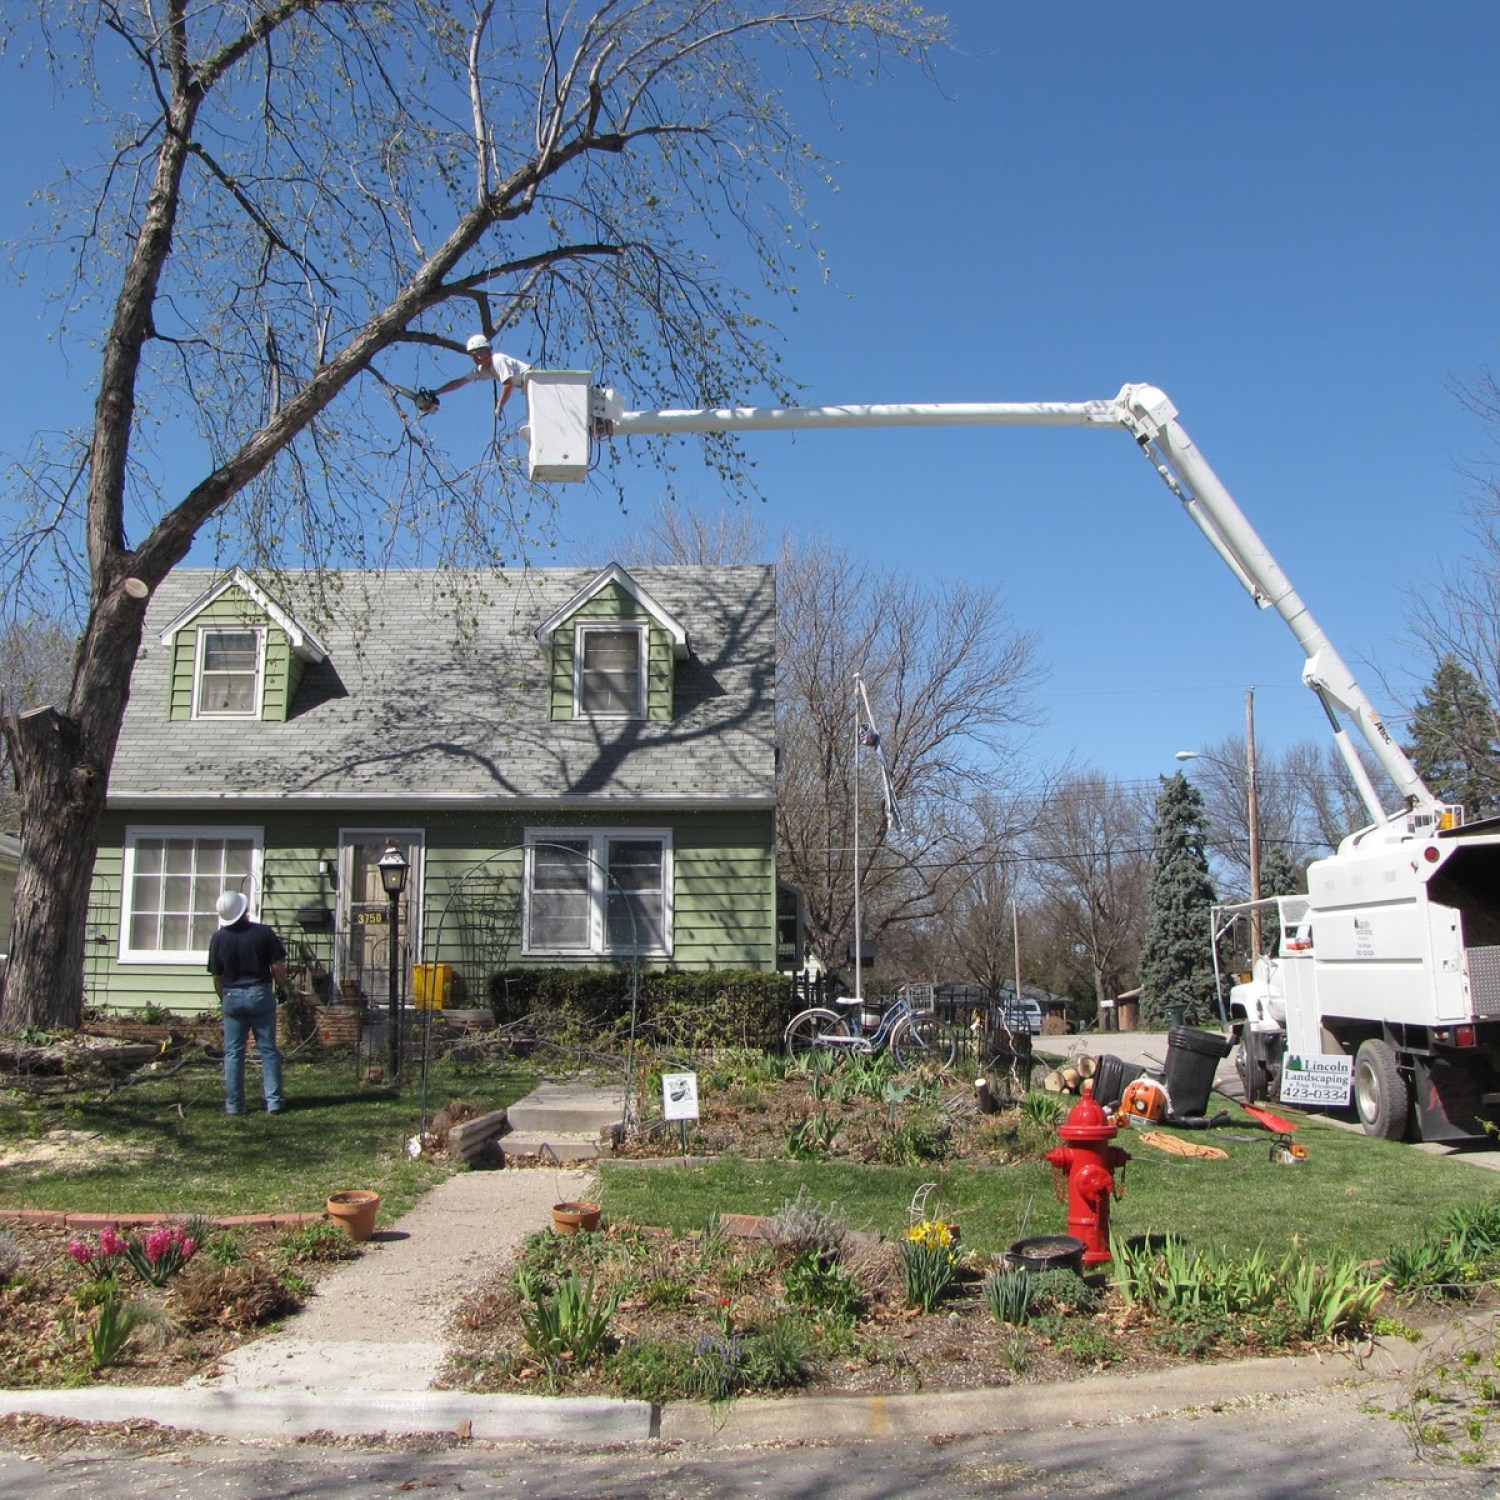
[0,1218,360,1388]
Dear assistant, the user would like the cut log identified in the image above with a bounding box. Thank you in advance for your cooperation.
[1061,1066,1081,1092]
[1076,1054,1097,1078]
[1042,1069,1065,1093]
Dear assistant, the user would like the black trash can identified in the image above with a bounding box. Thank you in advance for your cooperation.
[1162,1027,1234,1118]
[1091,1053,1149,1111]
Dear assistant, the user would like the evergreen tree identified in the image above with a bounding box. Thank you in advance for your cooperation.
[1405,656,1500,818]
[1258,843,1304,900]
[1139,773,1219,1029]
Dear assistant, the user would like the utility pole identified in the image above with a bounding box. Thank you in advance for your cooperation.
[1247,688,1262,957]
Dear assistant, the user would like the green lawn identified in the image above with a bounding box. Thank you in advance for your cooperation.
[0,1055,539,1218]
[599,1114,1500,1262]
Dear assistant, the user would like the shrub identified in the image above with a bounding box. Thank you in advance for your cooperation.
[276,1220,362,1265]
[871,1118,951,1165]
[606,1338,697,1402]
[764,1188,852,1261]
[1028,1267,1100,1316]
[488,967,799,1050]
[783,1248,862,1320]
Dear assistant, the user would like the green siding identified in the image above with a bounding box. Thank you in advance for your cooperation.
[546,581,674,721]
[165,587,294,722]
[88,807,775,1016]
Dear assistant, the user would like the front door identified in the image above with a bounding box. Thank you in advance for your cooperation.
[337,829,423,1006]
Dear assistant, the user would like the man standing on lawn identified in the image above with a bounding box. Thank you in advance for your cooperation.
[207,891,288,1116]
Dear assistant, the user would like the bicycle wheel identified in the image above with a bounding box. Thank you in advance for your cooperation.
[784,1007,851,1058]
[890,1015,957,1068]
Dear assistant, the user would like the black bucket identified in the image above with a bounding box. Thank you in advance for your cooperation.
[1005,1235,1087,1275]
[1091,1053,1149,1110]
[1162,1026,1234,1118]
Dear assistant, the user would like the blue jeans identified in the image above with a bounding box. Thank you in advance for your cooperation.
[222,982,284,1114]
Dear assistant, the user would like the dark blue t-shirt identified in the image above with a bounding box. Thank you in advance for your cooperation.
[207,918,287,988]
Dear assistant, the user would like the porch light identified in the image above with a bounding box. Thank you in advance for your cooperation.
[378,844,409,896]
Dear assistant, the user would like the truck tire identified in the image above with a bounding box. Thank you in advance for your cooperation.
[1235,1033,1270,1104]
[1353,1039,1410,1140]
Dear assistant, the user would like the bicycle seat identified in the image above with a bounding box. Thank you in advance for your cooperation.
[834,995,864,1008]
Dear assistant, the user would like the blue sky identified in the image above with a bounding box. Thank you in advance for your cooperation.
[2,2,1498,793]
[587,0,1500,788]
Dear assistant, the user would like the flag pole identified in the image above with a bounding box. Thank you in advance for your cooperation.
[853,672,863,1003]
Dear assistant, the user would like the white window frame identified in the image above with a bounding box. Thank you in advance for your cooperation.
[522,828,673,958]
[573,622,646,720]
[192,625,266,719]
[119,825,264,964]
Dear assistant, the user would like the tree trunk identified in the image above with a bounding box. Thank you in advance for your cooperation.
[1,584,149,1034]
[0,709,106,1032]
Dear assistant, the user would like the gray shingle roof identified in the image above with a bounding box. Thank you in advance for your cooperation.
[110,566,776,809]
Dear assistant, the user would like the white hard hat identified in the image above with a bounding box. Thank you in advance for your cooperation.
[216,891,249,926]
[465,333,492,353]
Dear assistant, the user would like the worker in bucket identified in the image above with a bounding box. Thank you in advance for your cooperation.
[412,334,531,417]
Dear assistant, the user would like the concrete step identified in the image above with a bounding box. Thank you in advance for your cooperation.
[499,1132,609,1163]
[503,1082,624,1136]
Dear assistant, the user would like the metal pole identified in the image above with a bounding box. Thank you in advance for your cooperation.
[388,890,401,1078]
[1246,687,1263,958]
[852,673,862,1002]
[1009,893,1022,1008]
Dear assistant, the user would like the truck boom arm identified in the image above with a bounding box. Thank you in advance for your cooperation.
[530,376,1434,825]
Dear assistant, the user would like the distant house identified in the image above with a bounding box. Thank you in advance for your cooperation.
[0,832,19,960]
[86,563,777,1014]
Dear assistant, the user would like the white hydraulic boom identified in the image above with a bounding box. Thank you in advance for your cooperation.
[525,374,1434,829]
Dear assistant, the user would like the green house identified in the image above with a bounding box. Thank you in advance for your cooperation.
[90,563,777,1015]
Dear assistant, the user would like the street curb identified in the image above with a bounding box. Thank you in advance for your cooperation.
[0,1388,655,1443]
[0,1210,326,1231]
[0,1335,1435,1448]
[658,1335,1431,1446]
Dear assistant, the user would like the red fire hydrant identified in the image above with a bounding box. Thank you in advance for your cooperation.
[1045,1083,1129,1266]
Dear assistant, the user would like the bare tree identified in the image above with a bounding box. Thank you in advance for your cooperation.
[613,498,770,567]
[1406,370,1500,709]
[1026,771,1151,1016]
[943,792,1038,997]
[775,538,1041,972]
[0,1,944,1031]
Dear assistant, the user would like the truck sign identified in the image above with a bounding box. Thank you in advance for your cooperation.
[1280,1053,1353,1107]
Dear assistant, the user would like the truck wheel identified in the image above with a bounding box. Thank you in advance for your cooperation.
[1235,1033,1270,1104]
[1353,1039,1410,1140]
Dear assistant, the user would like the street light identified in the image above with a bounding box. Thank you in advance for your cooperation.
[1176,688,1262,954]
[377,844,409,1077]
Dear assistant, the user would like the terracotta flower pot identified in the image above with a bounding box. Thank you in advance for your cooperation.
[551,1201,602,1235]
[326,1189,381,1242]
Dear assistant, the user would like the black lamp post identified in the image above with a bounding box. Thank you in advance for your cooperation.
[377,844,409,1077]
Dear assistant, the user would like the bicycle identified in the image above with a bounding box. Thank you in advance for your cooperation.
[783,991,959,1068]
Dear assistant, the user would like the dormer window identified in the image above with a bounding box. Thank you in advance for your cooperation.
[575,624,644,718]
[195,628,264,717]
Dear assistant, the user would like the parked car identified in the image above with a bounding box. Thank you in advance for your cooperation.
[997,997,1043,1035]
